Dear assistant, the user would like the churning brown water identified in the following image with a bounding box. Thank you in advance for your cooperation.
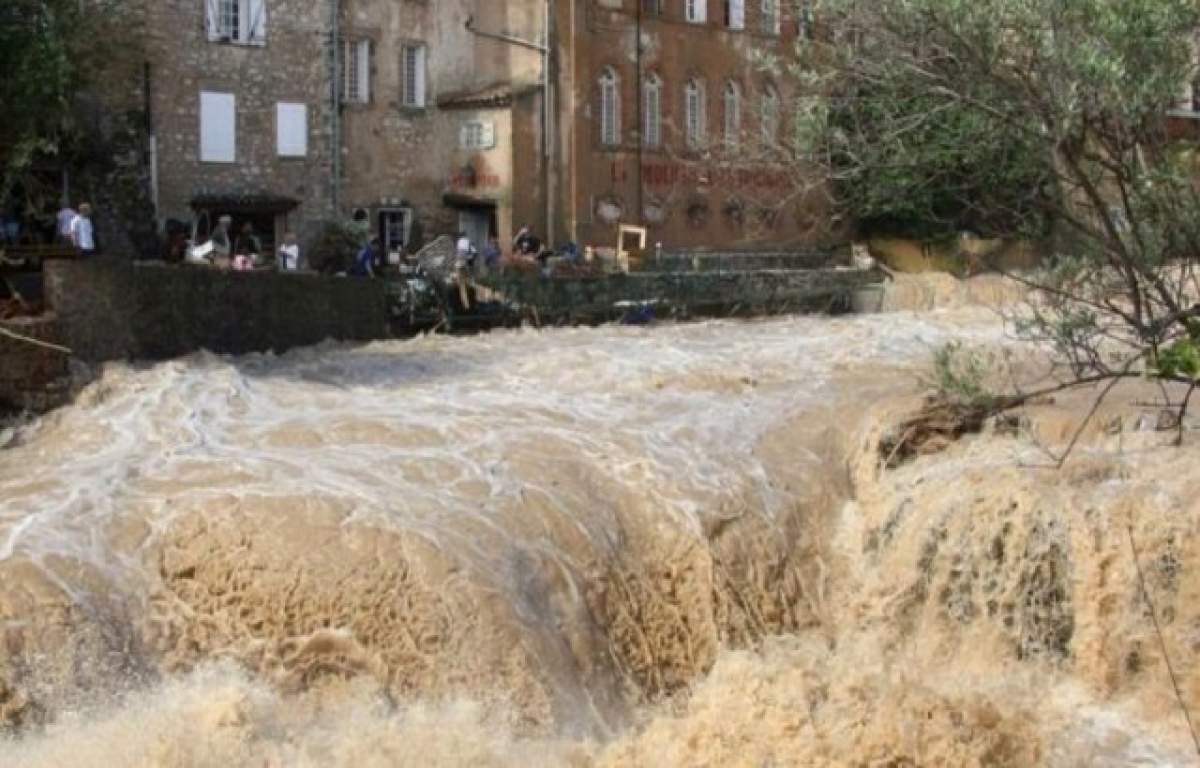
[1,275,1198,766]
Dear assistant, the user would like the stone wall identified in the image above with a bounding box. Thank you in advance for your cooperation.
[479,267,876,323]
[0,317,72,413]
[45,260,389,363]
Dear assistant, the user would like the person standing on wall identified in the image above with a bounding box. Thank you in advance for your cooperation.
[278,232,300,271]
[211,215,233,268]
[235,222,262,266]
[56,201,77,245]
[69,203,96,257]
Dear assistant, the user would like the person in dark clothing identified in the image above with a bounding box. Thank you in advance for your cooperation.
[351,237,378,277]
[235,222,262,264]
[513,223,541,257]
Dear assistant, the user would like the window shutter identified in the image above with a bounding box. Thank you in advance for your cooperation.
[358,40,372,103]
[403,44,425,107]
[480,121,495,148]
[246,0,266,43]
[205,0,221,40]
[200,91,236,162]
[415,46,426,106]
[276,102,307,157]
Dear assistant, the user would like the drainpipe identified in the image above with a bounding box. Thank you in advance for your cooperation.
[543,0,554,248]
[144,62,160,227]
[330,0,341,218]
[634,2,642,228]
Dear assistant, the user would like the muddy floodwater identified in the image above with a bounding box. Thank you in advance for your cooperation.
[1,276,1198,766]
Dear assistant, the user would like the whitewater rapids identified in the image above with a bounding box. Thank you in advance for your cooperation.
[1,275,1198,766]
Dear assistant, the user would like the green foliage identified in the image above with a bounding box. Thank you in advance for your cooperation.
[924,342,998,408]
[308,220,362,275]
[1152,339,1200,381]
[0,0,139,199]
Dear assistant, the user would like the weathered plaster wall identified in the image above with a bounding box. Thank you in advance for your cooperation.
[339,0,547,248]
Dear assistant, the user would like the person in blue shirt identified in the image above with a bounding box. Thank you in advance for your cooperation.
[352,237,378,277]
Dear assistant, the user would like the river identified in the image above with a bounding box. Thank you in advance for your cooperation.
[1,276,1197,766]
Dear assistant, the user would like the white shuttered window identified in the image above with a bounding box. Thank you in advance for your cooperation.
[402,43,427,108]
[276,102,307,157]
[343,39,371,104]
[199,91,236,162]
[205,0,267,44]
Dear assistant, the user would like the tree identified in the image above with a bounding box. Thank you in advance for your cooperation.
[809,0,1200,447]
[0,0,141,204]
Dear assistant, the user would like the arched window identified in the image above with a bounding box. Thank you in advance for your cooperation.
[599,67,620,146]
[723,81,740,148]
[685,79,706,148]
[643,74,662,148]
[760,86,779,148]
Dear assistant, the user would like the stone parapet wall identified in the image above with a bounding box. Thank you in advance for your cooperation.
[0,316,72,413]
[45,260,389,363]
[480,268,878,322]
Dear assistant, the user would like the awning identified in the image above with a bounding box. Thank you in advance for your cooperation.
[190,193,300,214]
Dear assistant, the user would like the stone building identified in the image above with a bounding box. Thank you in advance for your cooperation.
[144,0,337,254]
[139,0,833,257]
[336,0,549,256]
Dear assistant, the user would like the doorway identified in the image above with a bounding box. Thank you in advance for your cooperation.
[455,206,496,254]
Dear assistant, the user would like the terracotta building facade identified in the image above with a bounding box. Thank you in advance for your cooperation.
[141,0,834,256]
[552,0,838,251]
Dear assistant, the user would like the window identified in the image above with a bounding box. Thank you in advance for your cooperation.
[460,121,496,150]
[276,102,307,157]
[205,0,267,45]
[342,38,371,104]
[793,97,825,156]
[723,81,740,148]
[685,79,706,148]
[599,67,620,146]
[380,209,412,255]
[685,0,706,24]
[402,43,427,108]
[643,74,662,148]
[642,0,662,15]
[760,86,779,147]
[724,0,744,29]
[199,91,235,162]
[761,0,779,35]
[796,0,814,39]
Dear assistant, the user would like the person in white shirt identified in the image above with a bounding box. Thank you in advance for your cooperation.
[278,232,300,271]
[70,202,95,256]
[56,202,77,244]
